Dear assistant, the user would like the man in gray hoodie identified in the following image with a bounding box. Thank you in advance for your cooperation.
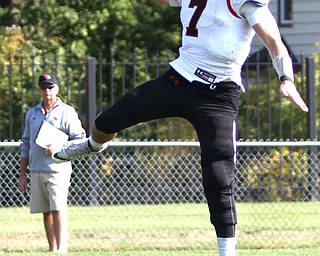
[18,73,85,253]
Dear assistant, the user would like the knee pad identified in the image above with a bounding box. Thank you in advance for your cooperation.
[206,188,237,227]
[202,159,235,191]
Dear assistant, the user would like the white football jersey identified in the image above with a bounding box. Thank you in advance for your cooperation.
[169,0,269,88]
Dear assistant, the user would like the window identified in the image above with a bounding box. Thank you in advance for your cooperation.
[279,0,293,26]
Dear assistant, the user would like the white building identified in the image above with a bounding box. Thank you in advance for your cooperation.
[251,0,320,57]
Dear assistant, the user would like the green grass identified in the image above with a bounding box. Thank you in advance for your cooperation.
[1,249,320,256]
[1,202,320,255]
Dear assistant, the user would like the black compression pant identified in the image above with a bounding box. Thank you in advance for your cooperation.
[95,68,241,237]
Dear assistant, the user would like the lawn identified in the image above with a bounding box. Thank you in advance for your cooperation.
[1,202,319,255]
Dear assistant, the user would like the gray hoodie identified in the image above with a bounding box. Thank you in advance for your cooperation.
[21,98,86,172]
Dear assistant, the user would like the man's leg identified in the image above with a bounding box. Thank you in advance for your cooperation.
[52,210,68,253]
[43,212,57,252]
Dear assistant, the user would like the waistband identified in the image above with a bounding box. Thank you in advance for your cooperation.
[165,67,240,90]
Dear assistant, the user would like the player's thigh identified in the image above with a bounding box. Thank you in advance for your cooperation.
[195,112,236,161]
[96,77,180,133]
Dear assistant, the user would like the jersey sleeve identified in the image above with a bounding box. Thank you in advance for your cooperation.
[231,0,269,17]
[246,0,269,6]
[169,0,181,7]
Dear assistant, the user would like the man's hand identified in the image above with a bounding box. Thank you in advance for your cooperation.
[18,175,28,192]
[279,80,309,112]
[45,144,56,156]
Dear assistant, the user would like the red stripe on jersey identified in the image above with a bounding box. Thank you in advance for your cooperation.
[226,0,241,19]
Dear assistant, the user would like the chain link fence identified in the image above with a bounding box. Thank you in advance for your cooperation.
[1,141,320,252]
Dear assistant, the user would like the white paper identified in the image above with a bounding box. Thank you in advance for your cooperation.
[34,120,69,148]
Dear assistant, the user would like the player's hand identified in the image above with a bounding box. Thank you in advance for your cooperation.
[279,80,309,112]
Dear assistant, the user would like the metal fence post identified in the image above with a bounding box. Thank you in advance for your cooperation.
[306,57,319,201]
[86,56,97,132]
[86,56,98,206]
[307,57,316,140]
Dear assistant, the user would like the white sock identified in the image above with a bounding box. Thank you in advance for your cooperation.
[88,136,104,150]
[217,237,236,256]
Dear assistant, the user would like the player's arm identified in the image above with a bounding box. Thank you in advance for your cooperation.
[253,19,308,112]
[242,4,308,112]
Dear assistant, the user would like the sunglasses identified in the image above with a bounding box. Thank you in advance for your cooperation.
[39,84,56,90]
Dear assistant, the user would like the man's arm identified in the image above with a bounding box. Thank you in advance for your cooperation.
[252,9,309,112]
[18,157,29,192]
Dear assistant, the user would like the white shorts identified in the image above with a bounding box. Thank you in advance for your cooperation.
[30,171,72,213]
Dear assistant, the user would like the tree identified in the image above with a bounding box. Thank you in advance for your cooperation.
[2,0,180,57]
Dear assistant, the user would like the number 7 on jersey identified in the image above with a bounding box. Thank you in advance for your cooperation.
[186,0,208,37]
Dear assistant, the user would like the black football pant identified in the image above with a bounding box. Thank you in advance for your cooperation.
[95,68,241,237]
